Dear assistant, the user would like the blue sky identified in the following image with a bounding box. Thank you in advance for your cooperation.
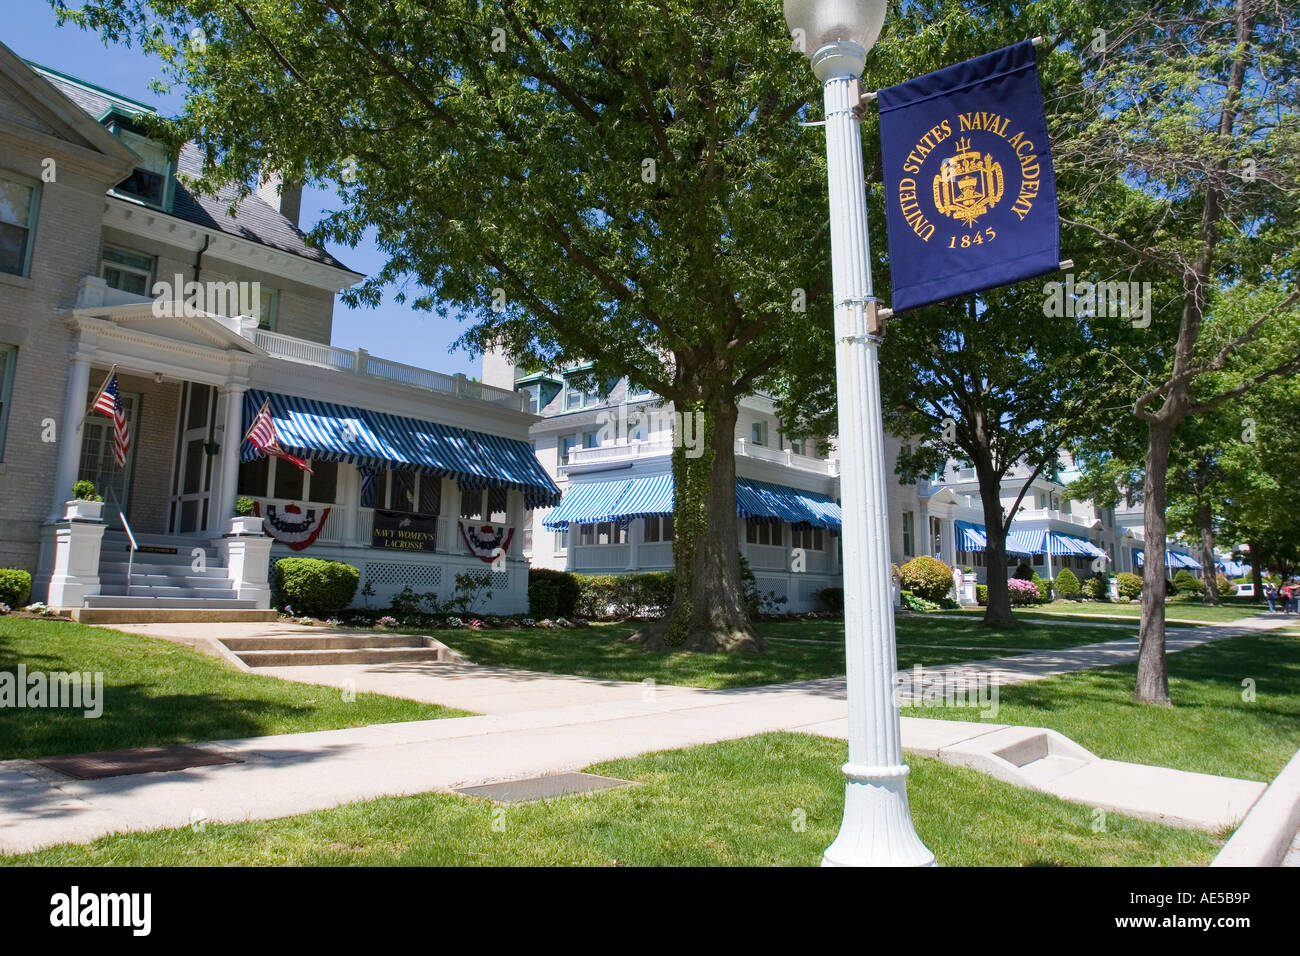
[6,2,481,378]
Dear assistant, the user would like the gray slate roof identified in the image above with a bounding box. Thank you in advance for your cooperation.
[33,65,353,274]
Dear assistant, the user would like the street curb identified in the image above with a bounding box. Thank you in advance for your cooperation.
[1211,746,1300,867]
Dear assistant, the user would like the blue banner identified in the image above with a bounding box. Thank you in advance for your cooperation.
[878,41,1059,313]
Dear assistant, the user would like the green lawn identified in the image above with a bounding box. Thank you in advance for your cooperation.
[1,732,1217,867]
[997,601,1270,624]
[0,618,468,761]
[428,616,1133,689]
[904,631,1300,781]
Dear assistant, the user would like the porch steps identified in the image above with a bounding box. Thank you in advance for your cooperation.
[223,632,452,668]
[78,530,276,624]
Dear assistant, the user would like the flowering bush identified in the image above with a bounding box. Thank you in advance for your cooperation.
[25,602,58,617]
[1007,578,1039,606]
[376,616,398,628]
[0,603,10,615]
[325,618,343,627]
[445,617,464,629]
[519,617,536,628]
[468,619,483,630]
[298,616,314,626]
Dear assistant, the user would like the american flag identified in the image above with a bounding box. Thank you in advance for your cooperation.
[92,372,131,467]
[244,399,312,473]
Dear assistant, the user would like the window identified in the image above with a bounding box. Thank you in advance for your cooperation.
[563,372,602,410]
[930,516,943,558]
[460,486,509,523]
[902,511,915,557]
[0,345,15,459]
[627,379,652,398]
[559,434,578,465]
[109,126,173,209]
[522,510,534,552]
[745,520,780,547]
[101,245,155,296]
[254,286,278,330]
[521,383,541,414]
[0,172,39,277]
[643,515,674,543]
[579,521,627,546]
[583,430,600,449]
[555,528,568,552]
[791,524,823,551]
[750,421,767,446]
[790,437,806,456]
[957,548,985,568]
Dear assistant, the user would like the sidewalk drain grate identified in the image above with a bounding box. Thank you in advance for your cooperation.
[34,745,241,780]
[455,772,635,803]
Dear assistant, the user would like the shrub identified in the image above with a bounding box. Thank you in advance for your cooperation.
[388,586,422,618]
[573,572,676,619]
[274,558,360,617]
[1082,574,1108,600]
[900,590,942,612]
[1173,569,1203,594]
[0,568,32,607]
[235,496,257,517]
[898,556,954,602]
[1030,573,1052,603]
[528,568,580,617]
[71,479,102,501]
[1007,578,1039,605]
[1214,572,1232,595]
[528,579,558,618]
[1116,572,1143,600]
[976,584,988,606]
[818,587,844,614]
[1012,561,1035,581]
[1054,568,1082,599]
[739,555,760,615]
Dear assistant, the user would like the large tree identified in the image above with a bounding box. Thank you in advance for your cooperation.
[58,0,868,651]
[1056,0,1300,702]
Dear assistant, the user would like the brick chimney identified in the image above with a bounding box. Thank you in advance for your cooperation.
[256,170,303,229]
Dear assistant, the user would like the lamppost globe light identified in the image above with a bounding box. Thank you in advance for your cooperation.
[784,0,887,79]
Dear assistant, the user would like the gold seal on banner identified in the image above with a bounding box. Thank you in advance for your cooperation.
[932,137,1004,227]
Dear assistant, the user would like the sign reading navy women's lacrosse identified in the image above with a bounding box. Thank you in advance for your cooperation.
[878,40,1059,313]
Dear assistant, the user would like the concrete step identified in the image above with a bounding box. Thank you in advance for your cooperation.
[1015,753,1091,787]
[95,586,240,600]
[99,564,232,580]
[222,634,425,652]
[82,595,258,609]
[70,607,280,624]
[236,646,446,667]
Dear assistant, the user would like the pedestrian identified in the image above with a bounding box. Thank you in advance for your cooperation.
[1291,578,1300,614]
[1263,581,1278,613]
[1282,581,1296,615]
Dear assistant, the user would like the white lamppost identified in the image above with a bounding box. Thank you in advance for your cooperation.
[784,0,934,867]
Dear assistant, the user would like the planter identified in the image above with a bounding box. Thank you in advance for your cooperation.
[228,515,266,536]
[63,499,104,522]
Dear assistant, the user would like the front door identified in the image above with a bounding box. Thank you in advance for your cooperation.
[169,382,218,533]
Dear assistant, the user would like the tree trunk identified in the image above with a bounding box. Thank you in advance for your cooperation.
[636,397,761,653]
[1136,422,1175,704]
[975,461,1014,626]
[1198,498,1220,605]
[1250,542,1264,597]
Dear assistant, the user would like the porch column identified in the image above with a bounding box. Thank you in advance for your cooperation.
[437,478,460,553]
[49,348,94,522]
[626,515,640,571]
[506,490,525,559]
[216,384,247,529]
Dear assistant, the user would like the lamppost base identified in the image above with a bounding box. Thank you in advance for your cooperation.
[821,763,936,867]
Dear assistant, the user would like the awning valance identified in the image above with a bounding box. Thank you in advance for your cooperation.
[543,474,842,530]
[242,390,561,509]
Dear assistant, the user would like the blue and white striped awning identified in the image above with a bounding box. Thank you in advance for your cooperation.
[542,480,631,529]
[608,474,675,522]
[955,521,988,551]
[1133,549,1202,570]
[1049,532,1106,557]
[735,478,842,529]
[242,390,561,509]
[1005,528,1046,555]
[543,474,842,530]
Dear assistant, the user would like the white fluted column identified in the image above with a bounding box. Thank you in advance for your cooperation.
[819,56,934,867]
[49,349,94,522]
[217,384,247,528]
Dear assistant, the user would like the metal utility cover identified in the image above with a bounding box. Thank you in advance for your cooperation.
[35,745,241,780]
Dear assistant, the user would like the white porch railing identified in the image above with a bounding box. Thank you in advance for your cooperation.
[745,543,789,571]
[566,437,838,476]
[639,541,673,567]
[250,328,524,411]
[570,544,631,570]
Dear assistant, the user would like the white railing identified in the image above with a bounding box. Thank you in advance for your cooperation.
[745,543,789,571]
[570,544,630,570]
[638,541,673,567]
[566,438,838,476]
[119,510,138,594]
[1014,508,1096,528]
[250,328,524,411]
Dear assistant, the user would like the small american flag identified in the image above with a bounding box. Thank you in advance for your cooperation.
[244,399,312,473]
[92,372,131,467]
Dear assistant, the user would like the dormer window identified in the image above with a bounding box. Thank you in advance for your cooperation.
[105,117,174,211]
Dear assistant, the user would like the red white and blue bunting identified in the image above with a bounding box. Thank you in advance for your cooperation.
[459,522,514,563]
[255,502,330,551]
